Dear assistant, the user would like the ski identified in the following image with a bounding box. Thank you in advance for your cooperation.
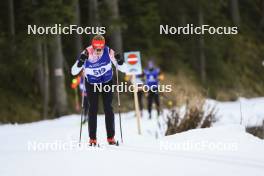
[89,143,100,147]
[107,140,119,146]
[98,140,120,148]
[112,140,119,146]
[88,140,119,147]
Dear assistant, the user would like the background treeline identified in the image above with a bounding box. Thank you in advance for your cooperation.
[1,0,264,123]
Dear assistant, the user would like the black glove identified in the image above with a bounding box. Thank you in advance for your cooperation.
[115,53,124,65]
[77,54,87,67]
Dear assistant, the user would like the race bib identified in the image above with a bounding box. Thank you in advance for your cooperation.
[85,63,112,77]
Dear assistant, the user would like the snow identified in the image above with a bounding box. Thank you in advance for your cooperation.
[206,97,264,127]
[0,98,264,176]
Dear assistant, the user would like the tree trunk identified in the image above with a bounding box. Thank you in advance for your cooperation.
[35,39,50,119]
[75,0,82,52]
[36,39,44,96]
[49,35,68,116]
[198,5,206,84]
[104,0,123,54]
[89,0,100,26]
[260,1,264,28]
[7,0,15,52]
[43,40,50,119]
[88,0,100,41]
[230,0,240,27]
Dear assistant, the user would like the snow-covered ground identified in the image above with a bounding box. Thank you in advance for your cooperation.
[0,98,264,176]
[206,97,264,127]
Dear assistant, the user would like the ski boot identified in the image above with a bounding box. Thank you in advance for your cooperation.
[107,137,118,145]
[89,139,97,146]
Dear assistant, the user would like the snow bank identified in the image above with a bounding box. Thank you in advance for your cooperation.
[206,97,264,127]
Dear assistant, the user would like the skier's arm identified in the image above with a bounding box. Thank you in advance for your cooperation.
[109,49,128,73]
[71,51,88,76]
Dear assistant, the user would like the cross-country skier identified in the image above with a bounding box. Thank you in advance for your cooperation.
[71,35,125,145]
[143,60,161,119]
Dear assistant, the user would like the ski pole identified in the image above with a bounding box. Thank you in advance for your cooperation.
[79,73,86,146]
[115,65,123,143]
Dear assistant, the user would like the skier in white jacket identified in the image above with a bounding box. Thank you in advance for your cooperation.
[71,34,126,145]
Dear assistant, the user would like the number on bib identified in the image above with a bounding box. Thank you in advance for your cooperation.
[93,67,106,76]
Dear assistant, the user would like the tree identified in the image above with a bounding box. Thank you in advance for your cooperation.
[74,0,82,52]
[7,0,15,52]
[230,0,240,27]
[89,0,100,26]
[198,4,206,84]
[36,38,50,119]
[104,0,123,53]
[49,35,68,116]
[42,40,50,119]
[260,1,264,28]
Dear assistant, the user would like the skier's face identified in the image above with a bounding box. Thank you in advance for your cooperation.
[95,48,103,56]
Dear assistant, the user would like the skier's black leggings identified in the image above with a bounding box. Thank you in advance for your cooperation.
[85,80,115,140]
[147,90,160,117]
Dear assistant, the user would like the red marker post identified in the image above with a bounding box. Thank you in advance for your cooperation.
[127,54,138,65]
[124,51,143,135]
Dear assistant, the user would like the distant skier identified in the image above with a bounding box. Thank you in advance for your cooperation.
[143,60,161,119]
[71,35,125,145]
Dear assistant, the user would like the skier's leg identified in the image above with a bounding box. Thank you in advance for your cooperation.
[86,82,99,140]
[154,92,160,116]
[102,81,115,139]
[148,91,153,119]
